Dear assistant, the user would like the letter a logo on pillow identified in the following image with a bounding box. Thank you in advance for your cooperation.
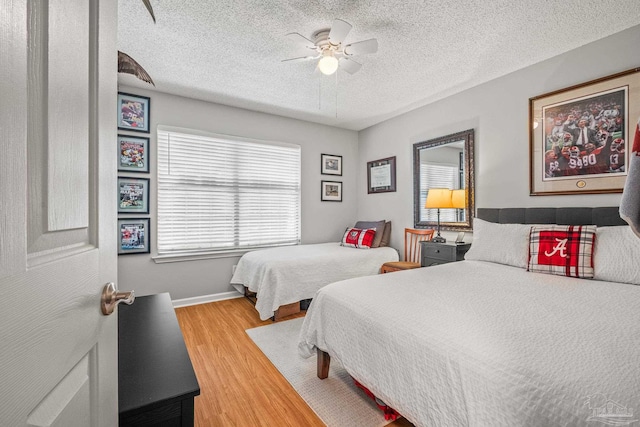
[543,237,568,259]
[537,232,570,266]
[341,227,375,248]
[528,225,596,278]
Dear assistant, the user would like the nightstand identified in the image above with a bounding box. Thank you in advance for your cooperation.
[421,241,471,267]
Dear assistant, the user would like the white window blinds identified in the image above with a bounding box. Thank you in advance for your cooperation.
[157,127,301,255]
[419,163,460,222]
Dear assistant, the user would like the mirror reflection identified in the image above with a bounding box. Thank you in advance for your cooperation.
[413,129,475,231]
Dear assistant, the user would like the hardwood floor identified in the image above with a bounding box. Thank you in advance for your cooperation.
[174,297,413,426]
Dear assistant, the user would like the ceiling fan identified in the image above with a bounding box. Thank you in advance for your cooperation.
[283,19,378,75]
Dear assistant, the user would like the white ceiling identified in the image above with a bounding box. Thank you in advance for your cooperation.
[118,1,640,131]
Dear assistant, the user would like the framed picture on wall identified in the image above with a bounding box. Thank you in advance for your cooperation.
[118,177,150,214]
[118,218,150,255]
[367,156,396,194]
[321,180,342,202]
[117,92,150,132]
[118,134,150,173]
[321,153,342,176]
[529,67,640,195]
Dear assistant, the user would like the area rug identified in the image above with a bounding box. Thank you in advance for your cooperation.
[246,318,391,427]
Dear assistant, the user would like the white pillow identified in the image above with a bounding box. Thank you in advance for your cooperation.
[464,218,532,268]
[594,226,640,285]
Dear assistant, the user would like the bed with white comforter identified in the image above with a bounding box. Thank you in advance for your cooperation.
[298,207,640,426]
[230,242,398,320]
[299,260,640,426]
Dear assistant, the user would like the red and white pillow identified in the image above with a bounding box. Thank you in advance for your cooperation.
[528,225,596,278]
[341,228,376,249]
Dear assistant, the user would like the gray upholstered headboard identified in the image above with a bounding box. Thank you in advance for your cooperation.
[476,207,626,227]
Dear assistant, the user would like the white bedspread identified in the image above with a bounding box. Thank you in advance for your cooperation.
[230,242,398,320]
[299,260,640,426]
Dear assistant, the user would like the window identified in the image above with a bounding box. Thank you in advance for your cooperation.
[419,163,460,222]
[156,127,301,258]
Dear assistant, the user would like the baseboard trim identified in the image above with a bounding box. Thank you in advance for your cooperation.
[172,291,242,308]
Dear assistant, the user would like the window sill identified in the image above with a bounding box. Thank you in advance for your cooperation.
[152,243,299,264]
[152,249,251,264]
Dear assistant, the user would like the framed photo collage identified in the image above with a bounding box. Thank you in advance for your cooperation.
[117,92,151,255]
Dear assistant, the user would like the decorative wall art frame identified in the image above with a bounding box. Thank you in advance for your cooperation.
[118,134,150,173]
[118,177,150,214]
[367,156,396,194]
[118,218,150,255]
[321,180,342,202]
[117,92,150,132]
[529,67,640,195]
[321,153,342,176]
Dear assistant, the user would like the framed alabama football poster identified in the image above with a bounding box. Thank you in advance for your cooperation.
[118,135,150,173]
[118,92,150,133]
[529,67,640,195]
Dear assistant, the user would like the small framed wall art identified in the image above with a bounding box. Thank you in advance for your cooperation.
[117,92,150,133]
[118,177,150,214]
[321,153,342,176]
[321,180,342,202]
[367,156,397,194]
[118,134,150,173]
[118,218,150,255]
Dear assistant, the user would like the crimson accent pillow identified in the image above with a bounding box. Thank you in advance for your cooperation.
[354,220,386,247]
[341,228,376,249]
[528,225,597,278]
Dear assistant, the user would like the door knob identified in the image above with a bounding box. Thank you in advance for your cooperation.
[101,282,135,315]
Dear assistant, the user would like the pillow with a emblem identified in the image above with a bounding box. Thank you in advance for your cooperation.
[528,225,597,278]
[354,220,386,247]
[341,228,376,249]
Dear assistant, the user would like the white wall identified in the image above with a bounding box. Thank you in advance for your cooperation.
[117,87,358,300]
[357,25,640,253]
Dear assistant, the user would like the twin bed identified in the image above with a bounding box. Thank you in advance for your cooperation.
[230,239,398,320]
[298,207,640,426]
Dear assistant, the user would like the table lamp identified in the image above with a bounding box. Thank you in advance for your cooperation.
[425,188,452,243]
[451,189,467,209]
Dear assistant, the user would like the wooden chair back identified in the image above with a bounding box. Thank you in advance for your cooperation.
[404,228,435,263]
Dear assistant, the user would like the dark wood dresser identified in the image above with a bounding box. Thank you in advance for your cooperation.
[119,293,200,426]
[421,241,471,267]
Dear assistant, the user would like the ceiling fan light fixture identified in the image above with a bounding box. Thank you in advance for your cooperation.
[318,51,339,75]
[283,19,377,76]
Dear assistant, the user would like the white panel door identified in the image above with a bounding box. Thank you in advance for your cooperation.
[0,0,119,425]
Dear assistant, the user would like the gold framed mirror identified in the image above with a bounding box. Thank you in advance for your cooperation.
[413,129,475,231]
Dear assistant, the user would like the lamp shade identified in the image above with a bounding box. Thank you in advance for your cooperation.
[425,188,452,209]
[451,189,467,209]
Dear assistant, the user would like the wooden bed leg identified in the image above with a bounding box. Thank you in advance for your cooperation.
[317,349,330,379]
[243,286,257,306]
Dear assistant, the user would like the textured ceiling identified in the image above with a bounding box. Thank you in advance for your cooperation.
[118,1,640,131]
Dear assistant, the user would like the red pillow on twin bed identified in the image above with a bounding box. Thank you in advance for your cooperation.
[341,228,376,249]
[528,225,596,279]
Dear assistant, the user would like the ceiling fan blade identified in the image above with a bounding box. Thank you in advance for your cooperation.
[286,32,316,49]
[344,38,378,55]
[339,57,362,74]
[328,19,352,45]
[281,55,318,63]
